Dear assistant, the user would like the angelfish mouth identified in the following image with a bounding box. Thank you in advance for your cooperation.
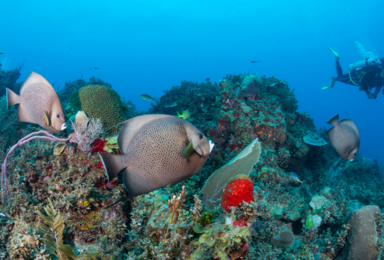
[61,123,67,130]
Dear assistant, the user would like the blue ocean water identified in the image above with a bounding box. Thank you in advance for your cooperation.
[1,0,383,165]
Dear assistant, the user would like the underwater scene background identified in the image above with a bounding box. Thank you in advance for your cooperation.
[1,0,384,259]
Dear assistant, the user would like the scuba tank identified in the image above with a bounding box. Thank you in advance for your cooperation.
[348,57,382,85]
[348,57,380,72]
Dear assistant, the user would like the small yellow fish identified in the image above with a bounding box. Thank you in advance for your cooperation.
[140,94,154,101]
[177,109,191,120]
[0,51,4,55]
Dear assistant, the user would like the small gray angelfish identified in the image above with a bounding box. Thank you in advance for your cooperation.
[99,114,214,208]
[327,114,360,161]
[6,72,67,133]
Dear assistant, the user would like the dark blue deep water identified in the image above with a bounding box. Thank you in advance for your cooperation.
[1,0,383,165]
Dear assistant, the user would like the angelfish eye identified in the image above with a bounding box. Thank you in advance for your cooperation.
[198,133,203,139]
[57,114,60,118]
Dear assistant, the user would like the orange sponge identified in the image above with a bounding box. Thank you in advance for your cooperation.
[221,175,254,211]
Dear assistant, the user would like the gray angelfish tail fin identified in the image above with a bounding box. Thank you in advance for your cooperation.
[327,114,339,126]
[98,152,126,182]
[6,88,21,109]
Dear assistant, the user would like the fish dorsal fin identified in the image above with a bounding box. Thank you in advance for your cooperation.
[44,110,51,126]
[117,114,174,154]
[17,104,36,124]
[340,119,359,137]
[183,140,195,159]
[327,114,339,127]
[20,72,52,95]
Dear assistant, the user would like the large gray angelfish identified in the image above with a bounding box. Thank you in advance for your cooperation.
[327,114,360,161]
[6,72,67,133]
[99,114,214,207]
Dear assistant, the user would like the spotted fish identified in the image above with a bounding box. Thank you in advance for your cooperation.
[99,114,214,207]
[327,114,360,161]
[6,72,67,133]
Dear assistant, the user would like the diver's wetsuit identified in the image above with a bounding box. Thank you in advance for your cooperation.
[334,58,384,99]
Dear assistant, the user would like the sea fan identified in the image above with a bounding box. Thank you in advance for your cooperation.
[37,198,77,260]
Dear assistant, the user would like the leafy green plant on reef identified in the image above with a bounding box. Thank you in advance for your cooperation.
[37,198,77,260]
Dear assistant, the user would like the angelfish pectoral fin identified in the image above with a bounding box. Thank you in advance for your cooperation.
[44,110,51,126]
[183,140,195,159]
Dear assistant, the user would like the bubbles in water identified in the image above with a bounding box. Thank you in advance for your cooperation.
[355,41,377,59]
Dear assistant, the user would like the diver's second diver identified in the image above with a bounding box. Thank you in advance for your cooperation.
[323,48,384,99]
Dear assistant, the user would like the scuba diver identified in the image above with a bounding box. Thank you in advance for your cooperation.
[322,48,384,99]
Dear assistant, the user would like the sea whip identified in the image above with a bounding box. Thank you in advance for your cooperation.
[1,131,69,204]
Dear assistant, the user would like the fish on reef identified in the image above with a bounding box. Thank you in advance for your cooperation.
[98,114,215,207]
[6,72,67,133]
[140,94,154,101]
[289,172,303,183]
[94,67,99,70]
[164,101,178,108]
[327,114,360,161]
[251,60,261,63]
[177,109,191,120]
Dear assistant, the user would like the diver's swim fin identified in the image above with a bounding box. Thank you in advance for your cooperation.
[322,77,336,90]
[328,48,340,60]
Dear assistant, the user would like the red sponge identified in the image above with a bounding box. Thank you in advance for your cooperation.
[221,175,254,212]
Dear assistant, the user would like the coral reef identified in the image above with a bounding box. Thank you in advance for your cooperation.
[57,76,112,107]
[336,205,383,260]
[59,77,137,124]
[0,96,20,160]
[0,133,128,259]
[66,85,126,136]
[1,72,384,259]
[0,63,23,97]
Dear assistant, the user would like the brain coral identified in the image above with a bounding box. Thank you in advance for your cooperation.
[68,85,125,136]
